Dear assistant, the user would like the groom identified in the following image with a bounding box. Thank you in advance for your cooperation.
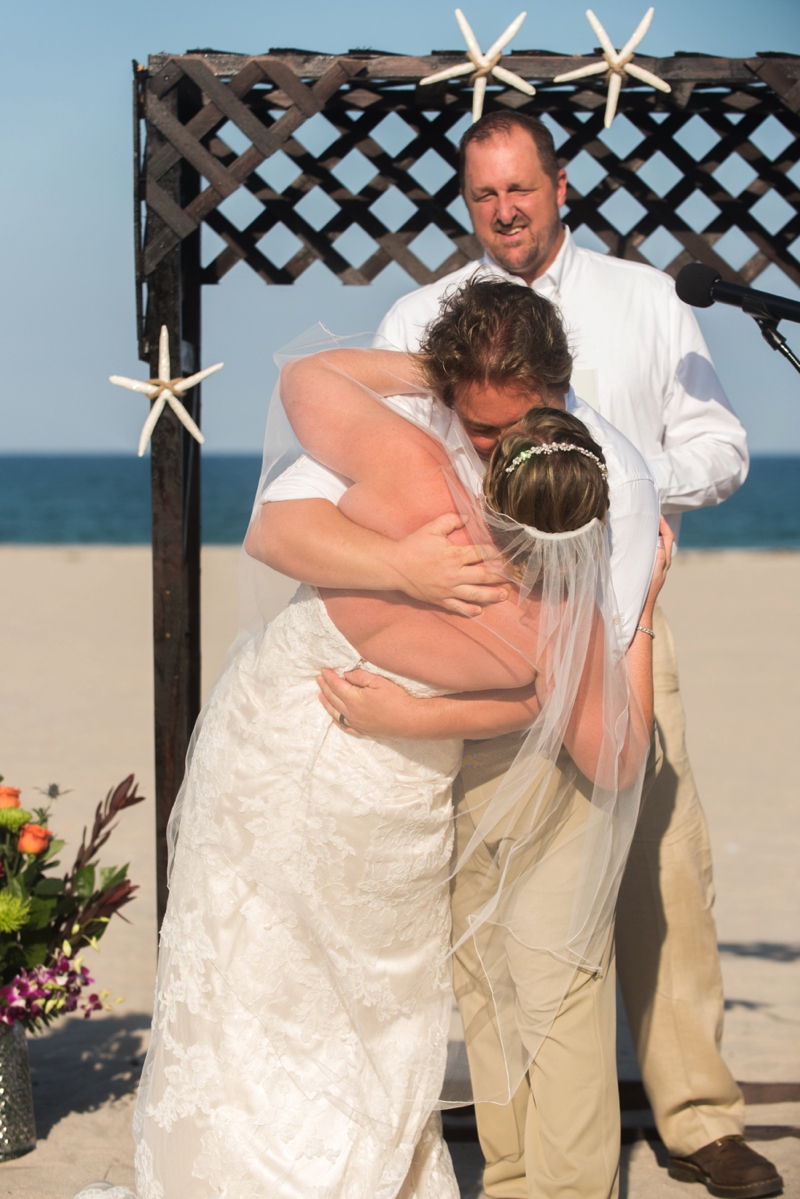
[250,275,662,1199]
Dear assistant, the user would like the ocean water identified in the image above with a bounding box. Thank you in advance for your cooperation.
[0,455,798,549]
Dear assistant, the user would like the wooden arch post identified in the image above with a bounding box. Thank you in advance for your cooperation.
[134,49,800,926]
[136,67,204,927]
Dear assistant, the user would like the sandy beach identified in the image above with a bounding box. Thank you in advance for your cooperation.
[0,545,797,1198]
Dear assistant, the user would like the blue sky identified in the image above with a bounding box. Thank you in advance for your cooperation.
[1,0,799,453]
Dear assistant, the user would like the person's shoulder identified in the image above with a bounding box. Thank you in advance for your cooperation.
[571,243,679,299]
[570,394,654,486]
[380,262,482,332]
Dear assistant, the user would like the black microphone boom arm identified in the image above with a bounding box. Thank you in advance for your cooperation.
[676,262,800,379]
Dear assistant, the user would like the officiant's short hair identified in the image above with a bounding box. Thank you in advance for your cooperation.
[419,277,573,406]
[458,112,560,189]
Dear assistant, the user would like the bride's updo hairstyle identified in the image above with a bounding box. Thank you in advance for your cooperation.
[484,407,610,534]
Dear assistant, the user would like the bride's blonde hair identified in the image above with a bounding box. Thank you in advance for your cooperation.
[484,407,610,535]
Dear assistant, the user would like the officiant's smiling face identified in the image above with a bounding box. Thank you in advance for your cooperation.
[454,379,566,459]
[462,128,568,285]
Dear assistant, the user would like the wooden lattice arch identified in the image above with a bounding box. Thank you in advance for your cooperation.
[134,48,800,923]
[136,50,800,354]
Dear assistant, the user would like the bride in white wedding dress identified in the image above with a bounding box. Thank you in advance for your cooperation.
[135,581,463,1199]
[132,327,666,1198]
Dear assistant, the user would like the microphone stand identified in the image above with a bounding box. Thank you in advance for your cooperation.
[754,318,800,378]
[742,295,800,378]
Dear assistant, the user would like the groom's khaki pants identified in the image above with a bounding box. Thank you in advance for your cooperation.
[451,604,744,1199]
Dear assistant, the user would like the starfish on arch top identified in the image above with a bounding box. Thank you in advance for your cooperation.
[554,8,671,128]
[420,9,536,124]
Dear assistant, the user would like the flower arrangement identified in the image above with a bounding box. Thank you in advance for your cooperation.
[0,775,143,1032]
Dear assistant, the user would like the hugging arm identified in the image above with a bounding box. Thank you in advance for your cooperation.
[247,499,492,601]
[564,516,672,783]
[245,350,508,616]
[278,350,427,481]
[317,670,540,740]
[319,520,674,780]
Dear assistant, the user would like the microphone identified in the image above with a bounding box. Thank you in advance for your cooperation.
[676,262,800,326]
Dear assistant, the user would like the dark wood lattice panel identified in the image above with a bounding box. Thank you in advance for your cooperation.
[135,51,800,357]
[135,48,800,921]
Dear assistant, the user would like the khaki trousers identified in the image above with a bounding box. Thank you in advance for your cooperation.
[468,949,619,1199]
[451,604,743,1198]
[451,737,628,1199]
[615,604,743,1155]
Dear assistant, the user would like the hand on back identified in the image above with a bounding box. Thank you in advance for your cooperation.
[385,513,509,617]
[643,516,674,616]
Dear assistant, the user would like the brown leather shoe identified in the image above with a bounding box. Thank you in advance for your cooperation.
[668,1136,783,1198]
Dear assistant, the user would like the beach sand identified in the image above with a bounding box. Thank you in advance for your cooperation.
[0,546,797,1198]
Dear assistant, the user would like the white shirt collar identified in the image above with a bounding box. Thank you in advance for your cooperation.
[478,225,576,303]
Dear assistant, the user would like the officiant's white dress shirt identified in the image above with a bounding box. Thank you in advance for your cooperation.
[378,226,748,530]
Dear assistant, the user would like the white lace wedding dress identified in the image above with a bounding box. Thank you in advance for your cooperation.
[133,585,463,1199]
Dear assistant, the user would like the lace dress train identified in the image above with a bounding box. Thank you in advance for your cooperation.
[133,586,463,1199]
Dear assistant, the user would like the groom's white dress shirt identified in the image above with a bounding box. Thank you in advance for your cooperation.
[378,226,749,530]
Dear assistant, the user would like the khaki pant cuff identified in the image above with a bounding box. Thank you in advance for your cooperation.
[665,1116,746,1159]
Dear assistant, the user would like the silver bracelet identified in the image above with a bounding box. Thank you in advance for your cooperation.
[636,625,655,639]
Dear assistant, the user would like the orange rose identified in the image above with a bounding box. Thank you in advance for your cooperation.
[0,787,21,808]
[17,824,52,855]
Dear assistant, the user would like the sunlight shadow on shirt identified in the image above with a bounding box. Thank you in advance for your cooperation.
[677,351,730,406]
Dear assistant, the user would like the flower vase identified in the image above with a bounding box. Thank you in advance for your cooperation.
[0,1022,36,1159]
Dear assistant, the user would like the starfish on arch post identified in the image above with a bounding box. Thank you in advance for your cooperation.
[110,326,223,458]
[553,8,671,128]
[420,9,536,124]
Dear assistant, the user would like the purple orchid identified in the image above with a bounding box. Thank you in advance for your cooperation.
[0,953,104,1031]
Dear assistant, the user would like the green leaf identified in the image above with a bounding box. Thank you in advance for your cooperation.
[22,940,48,968]
[99,864,129,891]
[21,859,45,890]
[25,898,56,931]
[7,877,29,901]
[34,877,64,897]
[75,865,96,900]
[42,839,65,863]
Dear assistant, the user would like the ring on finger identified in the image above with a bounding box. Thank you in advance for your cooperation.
[338,712,347,728]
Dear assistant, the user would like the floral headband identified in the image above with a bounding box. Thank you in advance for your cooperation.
[505,441,609,481]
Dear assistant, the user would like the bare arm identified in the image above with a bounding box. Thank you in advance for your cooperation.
[245,502,509,618]
[317,670,540,740]
[316,521,673,781]
[560,517,673,785]
[245,348,509,616]
[279,349,429,481]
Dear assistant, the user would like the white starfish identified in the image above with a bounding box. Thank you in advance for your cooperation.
[553,8,671,128]
[110,326,222,457]
[420,9,536,123]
